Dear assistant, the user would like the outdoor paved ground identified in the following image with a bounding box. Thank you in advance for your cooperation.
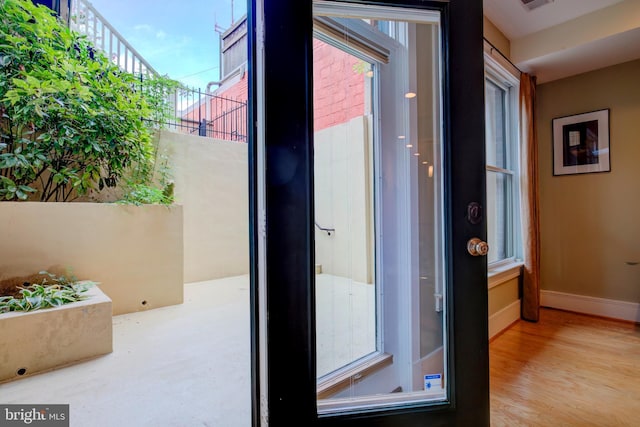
[1,276,252,427]
[0,274,374,427]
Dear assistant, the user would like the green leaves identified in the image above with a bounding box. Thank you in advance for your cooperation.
[116,182,173,206]
[0,0,178,202]
[0,271,97,314]
[0,175,36,199]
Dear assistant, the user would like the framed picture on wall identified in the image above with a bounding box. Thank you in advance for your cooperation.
[552,108,610,176]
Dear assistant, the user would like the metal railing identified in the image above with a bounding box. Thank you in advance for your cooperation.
[315,222,335,236]
[70,1,247,143]
[159,84,248,143]
[70,0,157,76]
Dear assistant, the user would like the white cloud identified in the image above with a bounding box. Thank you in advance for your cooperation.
[133,24,153,32]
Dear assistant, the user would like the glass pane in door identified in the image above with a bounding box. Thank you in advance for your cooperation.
[313,2,446,415]
[314,39,376,379]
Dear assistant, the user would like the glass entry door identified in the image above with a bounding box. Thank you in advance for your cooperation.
[249,0,489,425]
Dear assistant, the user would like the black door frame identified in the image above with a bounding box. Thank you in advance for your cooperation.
[248,0,488,425]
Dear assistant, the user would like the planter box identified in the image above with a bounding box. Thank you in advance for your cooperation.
[0,286,112,383]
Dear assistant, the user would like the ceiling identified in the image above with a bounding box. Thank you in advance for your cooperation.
[483,0,640,83]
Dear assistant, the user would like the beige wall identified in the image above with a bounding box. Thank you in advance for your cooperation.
[0,202,184,315]
[159,122,372,285]
[314,116,374,284]
[489,277,519,316]
[483,16,511,59]
[537,59,640,303]
[158,130,249,283]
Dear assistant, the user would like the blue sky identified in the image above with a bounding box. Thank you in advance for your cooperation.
[88,0,247,89]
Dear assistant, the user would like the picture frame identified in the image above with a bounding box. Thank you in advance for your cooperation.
[552,108,610,176]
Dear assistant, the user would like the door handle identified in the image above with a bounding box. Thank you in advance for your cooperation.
[467,238,489,257]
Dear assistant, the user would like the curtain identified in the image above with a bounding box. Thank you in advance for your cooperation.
[519,73,541,322]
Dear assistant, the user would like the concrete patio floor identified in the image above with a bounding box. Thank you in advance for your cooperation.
[0,274,375,426]
[1,276,252,427]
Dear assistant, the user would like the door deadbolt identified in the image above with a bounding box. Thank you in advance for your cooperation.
[467,238,489,257]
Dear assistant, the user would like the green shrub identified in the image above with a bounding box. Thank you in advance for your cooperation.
[117,183,173,205]
[0,0,178,202]
[117,150,174,205]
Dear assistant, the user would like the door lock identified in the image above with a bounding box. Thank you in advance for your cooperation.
[467,238,489,257]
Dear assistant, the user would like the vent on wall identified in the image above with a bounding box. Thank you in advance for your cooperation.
[521,0,554,11]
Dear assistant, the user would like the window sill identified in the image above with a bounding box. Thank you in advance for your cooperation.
[488,260,524,289]
[317,352,393,399]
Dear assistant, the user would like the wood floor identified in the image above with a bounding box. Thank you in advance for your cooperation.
[489,308,640,427]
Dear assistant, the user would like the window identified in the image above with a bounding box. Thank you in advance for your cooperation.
[313,2,447,414]
[484,54,521,267]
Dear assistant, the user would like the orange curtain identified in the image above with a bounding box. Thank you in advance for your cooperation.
[519,73,541,322]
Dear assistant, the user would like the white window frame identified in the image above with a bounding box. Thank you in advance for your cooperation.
[484,52,522,271]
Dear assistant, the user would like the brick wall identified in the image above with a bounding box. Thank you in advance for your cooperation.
[312,39,366,132]
[213,39,366,134]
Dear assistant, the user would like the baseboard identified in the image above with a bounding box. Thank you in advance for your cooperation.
[541,290,640,323]
[489,299,521,340]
